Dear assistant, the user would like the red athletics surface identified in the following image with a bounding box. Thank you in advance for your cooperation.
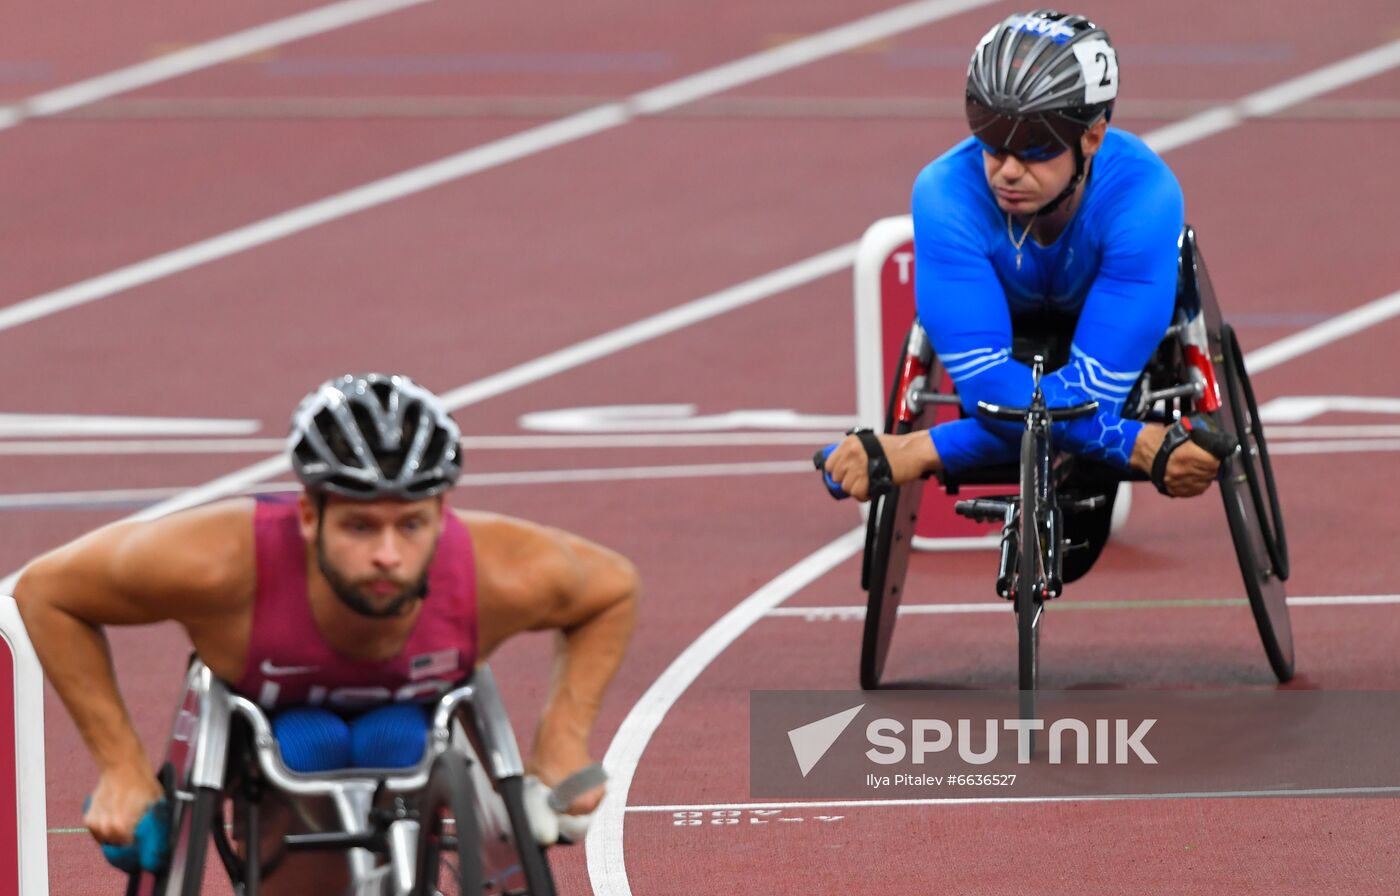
[0,1,331,91]
[4,1,1400,893]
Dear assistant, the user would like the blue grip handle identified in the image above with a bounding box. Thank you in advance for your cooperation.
[812,445,849,500]
[85,797,171,874]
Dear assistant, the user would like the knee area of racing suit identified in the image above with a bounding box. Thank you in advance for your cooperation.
[273,703,430,771]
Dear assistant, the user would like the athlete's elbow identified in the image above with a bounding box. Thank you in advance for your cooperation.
[607,555,641,620]
[13,555,66,632]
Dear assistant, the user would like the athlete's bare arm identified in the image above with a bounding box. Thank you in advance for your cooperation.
[467,512,639,812]
[13,499,254,846]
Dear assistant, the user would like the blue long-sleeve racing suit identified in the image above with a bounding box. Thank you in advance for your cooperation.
[912,128,1185,475]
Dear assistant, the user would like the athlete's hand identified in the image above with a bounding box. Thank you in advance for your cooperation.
[530,746,605,815]
[1132,424,1222,497]
[823,431,938,502]
[85,765,163,847]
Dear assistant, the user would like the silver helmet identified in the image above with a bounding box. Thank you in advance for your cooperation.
[289,373,462,500]
[966,10,1117,157]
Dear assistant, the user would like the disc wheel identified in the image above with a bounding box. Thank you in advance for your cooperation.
[859,331,939,689]
[415,753,486,896]
[1215,324,1294,682]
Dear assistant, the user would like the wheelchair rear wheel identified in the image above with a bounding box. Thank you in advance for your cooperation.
[497,775,557,896]
[1216,324,1294,682]
[415,752,485,896]
[124,769,219,896]
[860,331,940,689]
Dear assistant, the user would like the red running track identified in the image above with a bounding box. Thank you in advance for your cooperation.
[3,1,1400,893]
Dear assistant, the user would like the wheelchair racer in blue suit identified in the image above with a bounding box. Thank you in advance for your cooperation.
[823,10,1227,500]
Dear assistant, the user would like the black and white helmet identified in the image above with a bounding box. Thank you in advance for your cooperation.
[289,373,462,500]
[966,10,1117,158]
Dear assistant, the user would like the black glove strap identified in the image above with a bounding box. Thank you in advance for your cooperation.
[1151,419,1194,496]
[848,427,894,499]
[1151,415,1238,496]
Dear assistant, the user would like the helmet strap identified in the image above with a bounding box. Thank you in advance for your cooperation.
[1037,141,1087,217]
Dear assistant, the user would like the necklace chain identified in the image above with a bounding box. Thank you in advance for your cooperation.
[1006,213,1036,270]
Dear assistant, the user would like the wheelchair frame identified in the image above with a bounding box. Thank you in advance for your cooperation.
[859,225,1293,692]
[128,659,555,896]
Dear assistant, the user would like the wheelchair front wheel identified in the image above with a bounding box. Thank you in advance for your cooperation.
[1015,427,1045,719]
[1216,324,1294,682]
[415,752,485,896]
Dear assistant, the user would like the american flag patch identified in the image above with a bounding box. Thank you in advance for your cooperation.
[410,648,460,680]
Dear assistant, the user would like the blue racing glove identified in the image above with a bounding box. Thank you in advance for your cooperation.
[85,796,172,874]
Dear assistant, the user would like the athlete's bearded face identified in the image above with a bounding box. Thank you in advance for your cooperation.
[299,494,446,618]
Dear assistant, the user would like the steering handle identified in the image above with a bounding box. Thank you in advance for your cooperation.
[812,445,849,500]
[976,398,1098,422]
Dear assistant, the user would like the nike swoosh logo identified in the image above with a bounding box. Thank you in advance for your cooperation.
[260,659,318,677]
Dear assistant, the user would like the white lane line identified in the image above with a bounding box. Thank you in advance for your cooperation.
[627,786,1400,812]
[1267,426,1400,439]
[0,414,259,438]
[0,438,288,456]
[1146,37,1400,153]
[3,426,1391,457]
[0,0,999,334]
[0,430,841,456]
[627,0,995,115]
[432,246,856,410]
[1244,288,1400,374]
[0,0,437,129]
[460,460,813,486]
[1288,594,1400,606]
[0,461,816,510]
[588,528,864,896]
[1269,439,1400,455]
[766,594,1400,620]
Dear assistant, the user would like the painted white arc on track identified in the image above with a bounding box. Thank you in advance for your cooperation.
[588,529,865,896]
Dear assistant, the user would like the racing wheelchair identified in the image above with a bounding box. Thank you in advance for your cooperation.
[124,659,559,896]
[849,226,1291,695]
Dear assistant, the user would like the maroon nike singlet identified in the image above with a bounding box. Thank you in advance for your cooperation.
[233,498,478,711]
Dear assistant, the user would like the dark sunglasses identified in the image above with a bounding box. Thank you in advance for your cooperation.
[966,97,1079,162]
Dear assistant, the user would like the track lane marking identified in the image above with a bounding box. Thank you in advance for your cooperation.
[765,594,1400,620]
[0,461,816,510]
[0,0,438,130]
[590,529,864,896]
[1244,287,1400,374]
[627,786,1400,812]
[0,431,842,456]
[1146,37,1400,152]
[0,424,1393,457]
[0,0,1000,333]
